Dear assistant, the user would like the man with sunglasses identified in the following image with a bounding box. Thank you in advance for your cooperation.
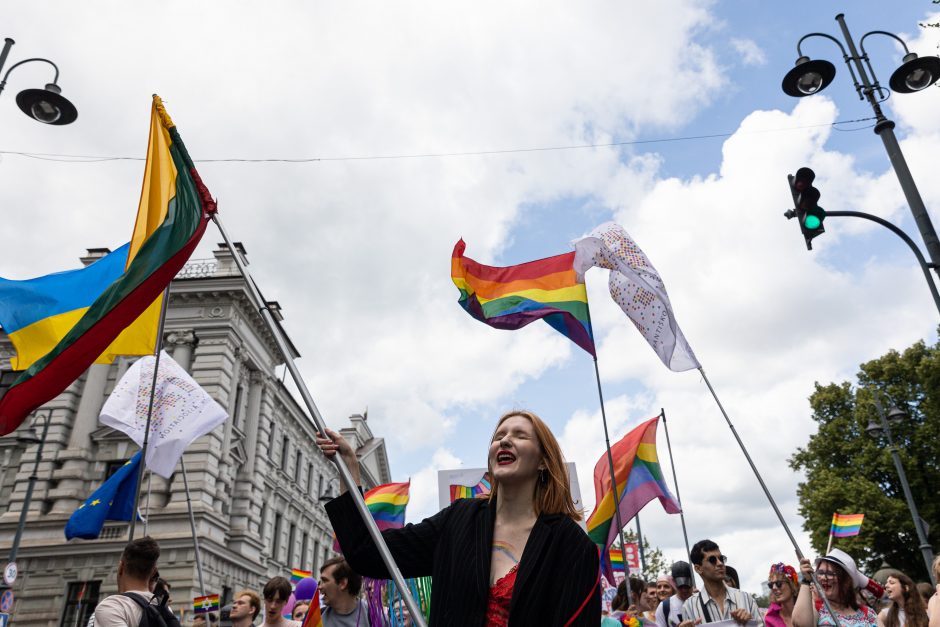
[680,540,763,627]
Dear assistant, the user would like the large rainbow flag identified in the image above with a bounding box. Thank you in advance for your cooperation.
[449,472,491,502]
[365,481,410,531]
[586,416,681,549]
[0,95,215,436]
[451,239,595,357]
[830,513,864,537]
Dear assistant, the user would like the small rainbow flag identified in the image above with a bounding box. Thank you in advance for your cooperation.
[451,239,596,357]
[364,481,410,531]
[831,513,864,537]
[193,594,220,614]
[449,473,492,502]
[608,548,625,572]
[300,589,323,627]
[290,568,313,584]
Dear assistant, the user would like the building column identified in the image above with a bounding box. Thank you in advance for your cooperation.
[166,329,196,371]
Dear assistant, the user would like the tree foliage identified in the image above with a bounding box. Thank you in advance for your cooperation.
[613,528,669,582]
[789,335,940,579]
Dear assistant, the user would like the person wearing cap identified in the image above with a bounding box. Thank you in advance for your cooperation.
[680,539,763,627]
[656,562,696,627]
[765,563,799,627]
[793,549,878,627]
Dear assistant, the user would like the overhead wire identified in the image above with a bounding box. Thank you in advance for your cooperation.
[0,116,878,165]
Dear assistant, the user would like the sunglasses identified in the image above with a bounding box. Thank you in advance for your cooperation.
[768,581,788,590]
[705,555,728,566]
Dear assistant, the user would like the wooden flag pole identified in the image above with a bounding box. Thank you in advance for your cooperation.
[211,213,427,627]
[825,530,834,556]
[129,286,170,541]
[698,367,842,627]
[660,408,696,589]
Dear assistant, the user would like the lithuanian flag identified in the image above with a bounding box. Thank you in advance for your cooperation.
[0,95,215,436]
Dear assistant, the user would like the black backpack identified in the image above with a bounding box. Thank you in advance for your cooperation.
[122,593,182,627]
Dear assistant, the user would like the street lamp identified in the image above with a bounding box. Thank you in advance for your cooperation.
[781,15,940,282]
[0,38,78,125]
[864,398,936,585]
[6,410,52,571]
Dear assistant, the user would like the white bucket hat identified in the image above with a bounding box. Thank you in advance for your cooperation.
[815,548,870,589]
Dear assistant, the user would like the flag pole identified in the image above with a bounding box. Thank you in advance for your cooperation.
[181,456,207,595]
[592,357,633,606]
[825,529,834,556]
[659,408,696,588]
[698,367,842,627]
[635,514,647,574]
[129,286,170,541]
[210,213,427,627]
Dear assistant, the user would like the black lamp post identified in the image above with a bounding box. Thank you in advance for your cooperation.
[0,38,78,125]
[864,398,936,585]
[6,410,52,570]
[781,15,940,282]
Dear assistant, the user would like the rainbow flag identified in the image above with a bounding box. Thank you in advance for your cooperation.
[586,417,681,549]
[194,594,220,614]
[449,473,491,502]
[608,548,625,572]
[831,513,864,537]
[300,590,323,627]
[0,95,215,436]
[451,239,595,357]
[290,568,313,584]
[365,481,410,530]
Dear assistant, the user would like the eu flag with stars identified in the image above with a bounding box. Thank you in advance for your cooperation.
[65,451,142,540]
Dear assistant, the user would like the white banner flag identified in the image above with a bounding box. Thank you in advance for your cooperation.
[100,351,228,477]
[573,222,700,372]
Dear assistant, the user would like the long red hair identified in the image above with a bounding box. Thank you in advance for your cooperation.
[486,409,581,521]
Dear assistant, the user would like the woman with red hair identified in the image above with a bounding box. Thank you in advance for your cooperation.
[317,409,600,626]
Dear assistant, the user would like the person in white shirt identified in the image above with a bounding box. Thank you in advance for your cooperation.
[680,539,763,627]
[93,537,162,627]
[657,561,696,627]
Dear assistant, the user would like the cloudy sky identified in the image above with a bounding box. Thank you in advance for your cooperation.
[3,1,940,593]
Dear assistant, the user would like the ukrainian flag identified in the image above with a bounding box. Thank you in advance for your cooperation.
[0,244,160,371]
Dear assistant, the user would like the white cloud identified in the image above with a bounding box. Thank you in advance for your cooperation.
[730,38,767,66]
[406,448,463,524]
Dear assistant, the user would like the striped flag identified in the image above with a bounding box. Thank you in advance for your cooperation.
[300,590,323,627]
[831,513,864,537]
[194,594,220,614]
[364,481,410,530]
[290,569,313,584]
[449,473,491,502]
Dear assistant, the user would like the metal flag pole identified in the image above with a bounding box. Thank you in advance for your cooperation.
[210,213,427,627]
[592,357,633,606]
[181,457,207,595]
[129,287,171,541]
[698,367,842,626]
[635,514,647,574]
[659,408,696,588]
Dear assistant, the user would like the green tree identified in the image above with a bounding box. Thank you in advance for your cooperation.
[612,528,669,582]
[789,335,940,579]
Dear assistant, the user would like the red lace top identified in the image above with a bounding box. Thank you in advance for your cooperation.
[486,564,519,626]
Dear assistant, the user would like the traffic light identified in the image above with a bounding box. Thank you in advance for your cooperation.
[785,167,826,250]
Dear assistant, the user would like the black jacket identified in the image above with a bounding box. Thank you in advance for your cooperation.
[326,491,600,625]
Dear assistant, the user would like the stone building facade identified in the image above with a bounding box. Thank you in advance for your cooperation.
[0,243,391,627]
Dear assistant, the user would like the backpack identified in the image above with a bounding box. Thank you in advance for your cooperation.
[123,593,182,627]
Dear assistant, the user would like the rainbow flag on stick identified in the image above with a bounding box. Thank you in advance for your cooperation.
[451,239,596,357]
[300,590,323,627]
[0,95,215,436]
[194,594,220,614]
[290,568,313,584]
[586,417,681,549]
[831,513,864,537]
[365,481,410,530]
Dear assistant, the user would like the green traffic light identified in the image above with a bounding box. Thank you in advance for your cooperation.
[804,214,822,230]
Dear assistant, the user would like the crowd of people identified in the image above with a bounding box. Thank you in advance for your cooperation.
[90,410,940,627]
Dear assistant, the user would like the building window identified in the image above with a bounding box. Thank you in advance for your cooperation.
[300,532,309,570]
[281,436,290,472]
[312,539,320,573]
[60,580,101,627]
[318,474,325,498]
[260,505,268,542]
[231,384,244,430]
[221,586,233,608]
[287,523,296,566]
[104,461,127,479]
[294,451,303,484]
[272,513,282,559]
[307,464,315,497]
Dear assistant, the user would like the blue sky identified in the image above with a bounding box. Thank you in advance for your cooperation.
[2,1,939,593]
